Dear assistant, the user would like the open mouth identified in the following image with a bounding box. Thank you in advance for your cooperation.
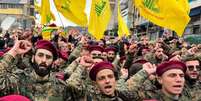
[104,85,113,94]
[105,85,112,89]
[173,85,182,88]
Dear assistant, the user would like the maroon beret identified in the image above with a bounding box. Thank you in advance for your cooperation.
[0,95,30,101]
[35,40,58,60]
[89,45,104,52]
[89,61,114,81]
[105,47,116,53]
[156,60,187,76]
[102,48,107,52]
[48,23,57,27]
[59,51,68,61]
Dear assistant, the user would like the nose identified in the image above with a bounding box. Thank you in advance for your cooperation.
[175,75,183,83]
[105,77,110,84]
[194,66,198,71]
[41,56,47,63]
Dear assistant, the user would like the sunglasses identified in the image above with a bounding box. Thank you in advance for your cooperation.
[187,65,200,71]
[92,53,102,57]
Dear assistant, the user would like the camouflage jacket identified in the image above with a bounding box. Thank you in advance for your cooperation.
[143,90,192,101]
[86,90,138,101]
[144,53,168,65]
[126,70,192,101]
[64,60,79,77]
[142,79,160,91]
[184,80,201,101]
[124,52,137,69]
[0,54,84,101]
[67,65,140,101]
[67,43,82,65]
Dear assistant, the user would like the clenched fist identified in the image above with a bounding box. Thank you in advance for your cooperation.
[8,40,32,57]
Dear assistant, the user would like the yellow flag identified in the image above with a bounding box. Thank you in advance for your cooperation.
[35,3,55,22]
[41,27,59,40]
[118,0,130,38]
[134,0,190,37]
[88,0,111,40]
[42,28,53,40]
[41,0,54,24]
[177,0,190,14]
[53,0,88,26]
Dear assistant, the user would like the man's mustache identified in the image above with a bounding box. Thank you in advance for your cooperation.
[39,63,47,67]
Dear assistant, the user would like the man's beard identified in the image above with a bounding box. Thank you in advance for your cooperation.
[32,59,52,77]
[107,57,114,62]
[156,55,163,60]
[185,75,197,85]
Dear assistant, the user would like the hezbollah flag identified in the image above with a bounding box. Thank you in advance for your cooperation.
[42,28,53,40]
[53,0,88,26]
[134,0,190,37]
[34,2,55,22]
[118,0,130,38]
[42,27,59,40]
[41,0,54,24]
[88,0,111,40]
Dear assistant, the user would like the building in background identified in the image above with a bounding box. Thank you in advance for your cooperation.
[185,0,201,35]
[127,0,161,40]
[107,0,129,36]
[0,0,34,31]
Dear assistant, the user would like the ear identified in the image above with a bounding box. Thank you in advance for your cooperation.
[157,76,163,85]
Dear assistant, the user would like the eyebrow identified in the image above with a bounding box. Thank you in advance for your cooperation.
[168,72,184,76]
[37,52,52,57]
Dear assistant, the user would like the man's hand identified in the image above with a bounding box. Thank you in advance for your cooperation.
[79,56,94,69]
[142,62,156,76]
[128,44,137,53]
[120,68,128,79]
[80,35,88,45]
[188,47,198,55]
[169,55,181,61]
[8,40,32,57]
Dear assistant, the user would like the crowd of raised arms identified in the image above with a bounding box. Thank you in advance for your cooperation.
[0,26,200,101]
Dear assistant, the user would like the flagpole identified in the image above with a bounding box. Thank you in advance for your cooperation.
[146,22,149,36]
[56,11,65,28]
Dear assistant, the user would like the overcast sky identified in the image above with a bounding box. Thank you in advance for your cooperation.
[36,0,91,27]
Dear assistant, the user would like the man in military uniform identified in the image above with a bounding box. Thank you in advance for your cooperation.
[86,61,138,101]
[126,61,192,100]
[105,47,116,63]
[144,47,168,65]
[89,45,104,59]
[0,40,84,101]
[182,55,201,101]
[66,35,88,65]
[52,51,68,72]
[64,45,103,77]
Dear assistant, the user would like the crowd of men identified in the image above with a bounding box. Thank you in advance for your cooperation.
[0,26,201,101]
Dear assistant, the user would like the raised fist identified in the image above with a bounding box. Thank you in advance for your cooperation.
[142,62,156,76]
[9,40,32,57]
[79,56,94,68]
